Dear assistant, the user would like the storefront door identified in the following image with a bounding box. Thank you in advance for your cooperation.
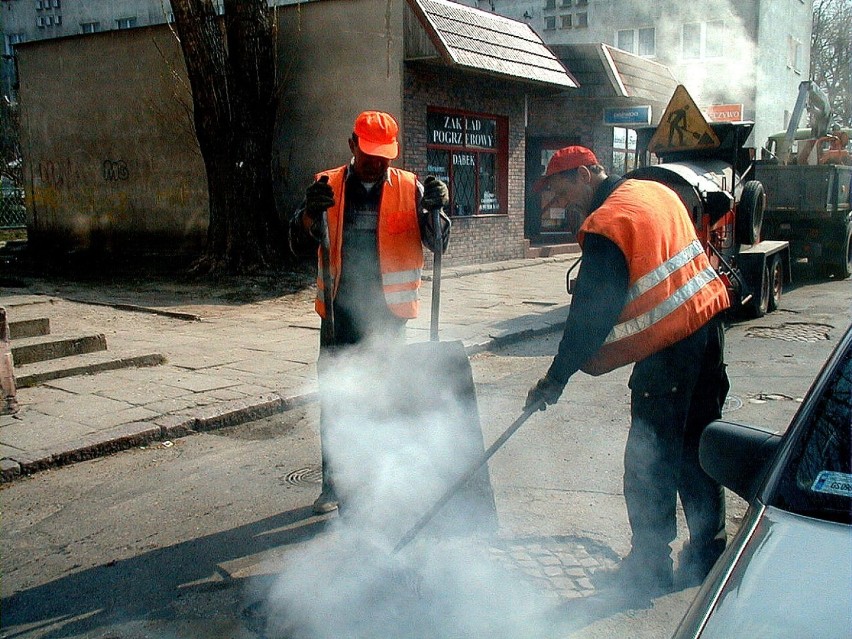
[525,136,582,245]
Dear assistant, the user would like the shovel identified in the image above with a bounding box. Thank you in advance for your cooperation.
[394,399,543,553]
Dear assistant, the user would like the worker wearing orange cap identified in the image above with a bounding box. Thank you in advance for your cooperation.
[524,146,731,603]
[289,110,450,514]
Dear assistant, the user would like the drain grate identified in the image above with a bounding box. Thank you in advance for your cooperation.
[745,322,832,343]
[285,466,323,486]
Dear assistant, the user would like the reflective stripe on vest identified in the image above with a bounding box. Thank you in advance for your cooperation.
[314,166,423,320]
[604,264,721,345]
[577,179,730,375]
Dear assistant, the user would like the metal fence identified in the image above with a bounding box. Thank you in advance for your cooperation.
[0,186,26,229]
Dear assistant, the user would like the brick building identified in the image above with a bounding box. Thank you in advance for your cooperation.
[14,0,676,265]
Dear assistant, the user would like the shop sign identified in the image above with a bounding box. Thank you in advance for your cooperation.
[427,113,497,149]
[704,103,743,122]
[603,105,651,126]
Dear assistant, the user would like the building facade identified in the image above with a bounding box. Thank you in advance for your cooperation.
[472,0,814,154]
[13,0,577,264]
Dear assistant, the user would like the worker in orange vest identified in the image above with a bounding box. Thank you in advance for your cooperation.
[525,146,731,603]
[289,111,450,515]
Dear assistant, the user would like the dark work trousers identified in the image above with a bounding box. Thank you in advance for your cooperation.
[623,316,729,567]
[317,302,406,500]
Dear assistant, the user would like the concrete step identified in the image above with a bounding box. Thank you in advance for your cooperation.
[12,333,108,366]
[14,350,167,388]
[9,317,51,340]
[524,243,580,258]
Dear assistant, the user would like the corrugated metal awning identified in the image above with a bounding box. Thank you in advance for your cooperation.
[406,0,578,89]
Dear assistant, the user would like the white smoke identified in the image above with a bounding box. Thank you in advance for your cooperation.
[253,338,561,639]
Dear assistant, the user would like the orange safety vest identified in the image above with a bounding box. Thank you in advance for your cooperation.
[314,165,424,319]
[577,179,730,376]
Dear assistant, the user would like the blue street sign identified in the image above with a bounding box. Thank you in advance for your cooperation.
[603,106,652,126]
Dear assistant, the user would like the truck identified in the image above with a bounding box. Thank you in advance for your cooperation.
[625,86,791,319]
[753,80,852,279]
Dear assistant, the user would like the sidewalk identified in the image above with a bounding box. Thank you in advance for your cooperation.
[0,255,579,482]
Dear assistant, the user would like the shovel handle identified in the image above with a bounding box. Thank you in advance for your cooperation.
[429,206,443,342]
[318,177,335,346]
[393,400,544,554]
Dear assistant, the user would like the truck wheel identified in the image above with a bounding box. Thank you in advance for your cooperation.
[820,227,852,279]
[835,227,852,280]
[736,181,765,246]
[744,262,770,318]
[767,255,783,312]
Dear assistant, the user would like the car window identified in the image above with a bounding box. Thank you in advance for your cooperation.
[772,344,852,524]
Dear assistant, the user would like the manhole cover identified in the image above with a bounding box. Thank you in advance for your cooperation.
[723,395,743,413]
[285,466,323,486]
[745,322,832,343]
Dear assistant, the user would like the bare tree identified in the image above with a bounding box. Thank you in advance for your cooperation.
[811,0,852,126]
[170,0,283,274]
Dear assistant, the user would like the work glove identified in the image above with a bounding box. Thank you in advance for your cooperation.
[302,177,335,241]
[525,375,564,411]
[422,176,449,211]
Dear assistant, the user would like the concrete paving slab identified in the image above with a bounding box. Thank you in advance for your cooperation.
[1,255,583,481]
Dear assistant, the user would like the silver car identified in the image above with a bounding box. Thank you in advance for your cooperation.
[673,323,852,638]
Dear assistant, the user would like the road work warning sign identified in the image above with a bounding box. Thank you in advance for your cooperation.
[649,85,720,154]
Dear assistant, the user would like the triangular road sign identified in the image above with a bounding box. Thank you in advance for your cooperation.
[649,85,720,154]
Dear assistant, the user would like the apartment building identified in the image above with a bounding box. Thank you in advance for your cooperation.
[472,0,814,152]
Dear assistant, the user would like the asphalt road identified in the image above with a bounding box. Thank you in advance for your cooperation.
[2,272,849,639]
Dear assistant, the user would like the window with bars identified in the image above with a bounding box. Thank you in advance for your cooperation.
[426,109,507,217]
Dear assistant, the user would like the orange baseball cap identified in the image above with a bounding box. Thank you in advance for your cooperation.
[353,111,399,159]
[533,145,599,193]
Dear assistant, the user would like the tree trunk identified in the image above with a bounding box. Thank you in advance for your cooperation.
[171,0,283,274]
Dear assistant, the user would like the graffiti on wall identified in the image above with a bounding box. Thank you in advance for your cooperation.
[102,160,130,182]
[37,159,82,189]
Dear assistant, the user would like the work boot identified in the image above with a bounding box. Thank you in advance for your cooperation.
[312,484,339,515]
[590,550,674,603]
[675,541,725,589]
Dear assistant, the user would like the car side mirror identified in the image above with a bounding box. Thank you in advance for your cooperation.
[700,419,782,502]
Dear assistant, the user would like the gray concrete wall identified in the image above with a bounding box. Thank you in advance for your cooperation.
[17,26,208,254]
[273,0,405,217]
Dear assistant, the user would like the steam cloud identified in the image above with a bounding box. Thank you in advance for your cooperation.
[253,338,561,639]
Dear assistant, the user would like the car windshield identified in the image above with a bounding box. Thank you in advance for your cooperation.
[771,344,852,525]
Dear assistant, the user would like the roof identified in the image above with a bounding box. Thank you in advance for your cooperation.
[550,43,676,102]
[405,0,578,89]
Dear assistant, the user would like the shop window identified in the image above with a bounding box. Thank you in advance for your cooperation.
[612,127,637,175]
[426,109,507,217]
